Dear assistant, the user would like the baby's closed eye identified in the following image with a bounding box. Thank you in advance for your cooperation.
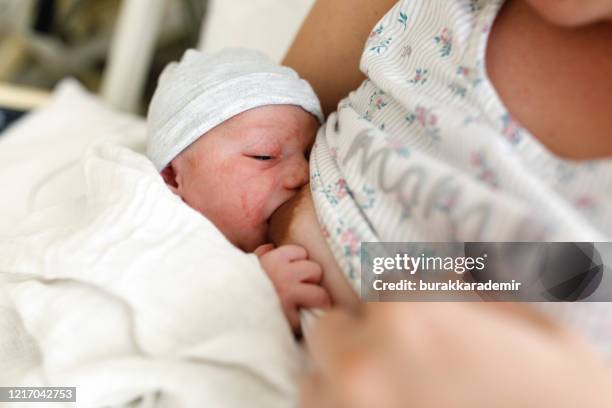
[250,155,275,161]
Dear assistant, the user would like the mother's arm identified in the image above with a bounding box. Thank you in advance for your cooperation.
[301,303,612,408]
[283,0,398,116]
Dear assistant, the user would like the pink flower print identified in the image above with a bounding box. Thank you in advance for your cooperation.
[333,178,349,200]
[368,25,392,54]
[457,66,471,77]
[471,151,499,189]
[575,195,596,211]
[415,106,437,127]
[501,113,522,145]
[434,28,453,57]
[321,225,330,238]
[429,114,438,127]
[415,106,427,126]
[358,184,376,210]
[340,228,360,255]
[389,137,410,157]
[370,25,384,38]
[330,147,338,161]
[574,195,600,217]
[414,106,441,144]
[408,68,429,85]
[456,65,482,87]
[374,97,387,110]
[369,90,388,111]
[440,28,451,43]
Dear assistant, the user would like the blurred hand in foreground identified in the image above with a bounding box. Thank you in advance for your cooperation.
[301,302,612,408]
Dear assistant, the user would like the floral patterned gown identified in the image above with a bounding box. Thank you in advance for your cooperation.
[309,0,612,354]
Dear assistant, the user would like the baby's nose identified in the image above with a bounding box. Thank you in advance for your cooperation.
[282,155,309,190]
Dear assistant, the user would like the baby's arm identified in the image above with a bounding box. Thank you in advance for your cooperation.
[256,244,330,333]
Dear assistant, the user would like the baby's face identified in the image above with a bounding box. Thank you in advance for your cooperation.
[524,0,612,26]
[170,105,318,252]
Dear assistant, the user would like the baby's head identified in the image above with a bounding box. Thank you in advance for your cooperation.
[146,49,323,252]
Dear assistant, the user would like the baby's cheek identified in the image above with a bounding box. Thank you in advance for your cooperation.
[239,187,269,226]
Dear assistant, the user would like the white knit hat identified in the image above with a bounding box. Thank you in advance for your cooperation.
[146,48,323,171]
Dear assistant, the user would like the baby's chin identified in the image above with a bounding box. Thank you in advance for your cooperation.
[237,224,269,253]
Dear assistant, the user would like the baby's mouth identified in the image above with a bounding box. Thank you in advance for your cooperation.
[267,185,310,245]
[267,198,296,245]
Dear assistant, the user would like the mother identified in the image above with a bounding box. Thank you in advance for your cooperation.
[269,0,612,406]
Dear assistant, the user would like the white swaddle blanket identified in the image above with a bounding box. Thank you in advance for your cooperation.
[0,138,301,407]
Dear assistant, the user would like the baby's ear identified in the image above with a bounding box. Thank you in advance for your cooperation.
[160,164,180,195]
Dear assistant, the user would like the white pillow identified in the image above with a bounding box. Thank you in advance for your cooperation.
[0,79,146,234]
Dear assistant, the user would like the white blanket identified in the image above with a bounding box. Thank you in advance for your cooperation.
[0,139,301,407]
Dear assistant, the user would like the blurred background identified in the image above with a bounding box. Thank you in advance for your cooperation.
[0,0,314,131]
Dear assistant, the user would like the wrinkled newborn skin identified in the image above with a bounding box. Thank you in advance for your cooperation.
[162,105,319,252]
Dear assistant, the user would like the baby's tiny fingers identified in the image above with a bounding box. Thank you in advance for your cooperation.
[294,284,332,309]
[290,260,323,284]
[276,244,308,262]
[254,243,275,257]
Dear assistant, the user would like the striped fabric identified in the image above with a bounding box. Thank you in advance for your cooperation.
[310,0,612,355]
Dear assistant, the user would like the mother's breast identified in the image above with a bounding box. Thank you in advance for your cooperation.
[268,184,312,246]
[269,184,361,310]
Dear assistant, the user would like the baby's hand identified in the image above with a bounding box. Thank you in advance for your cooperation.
[255,244,331,332]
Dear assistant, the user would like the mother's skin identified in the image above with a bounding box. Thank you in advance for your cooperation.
[274,0,612,406]
[270,0,612,308]
[268,185,361,310]
[285,0,612,158]
[273,0,612,408]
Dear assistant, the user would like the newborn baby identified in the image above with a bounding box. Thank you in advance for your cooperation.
[146,49,330,331]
